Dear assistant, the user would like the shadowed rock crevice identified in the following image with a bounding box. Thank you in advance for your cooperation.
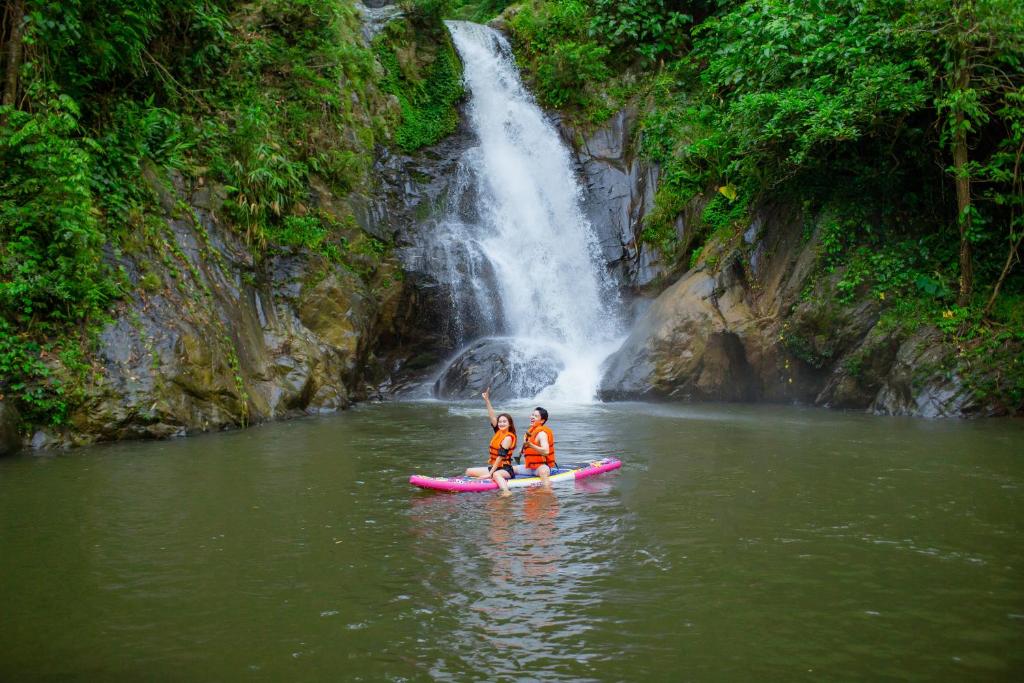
[0,401,21,455]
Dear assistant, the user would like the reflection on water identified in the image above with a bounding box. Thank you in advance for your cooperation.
[1,401,1023,681]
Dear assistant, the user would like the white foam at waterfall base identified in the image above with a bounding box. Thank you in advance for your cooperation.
[442,21,624,403]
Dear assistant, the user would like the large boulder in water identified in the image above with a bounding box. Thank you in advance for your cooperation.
[598,265,766,402]
[434,339,563,400]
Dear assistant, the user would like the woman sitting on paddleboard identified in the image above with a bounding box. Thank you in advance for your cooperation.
[464,388,518,495]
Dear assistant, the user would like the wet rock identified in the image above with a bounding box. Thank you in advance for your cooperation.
[355,2,404,42]
[0,400,22,455]
[870,328,1004,417]
[815,325,904,409]
[365,95,520,386]
[599,265,764,401]
[297,270,364,358]
[564,108,665,289]
[30,429,60,450]
[53,166,403,447]
[434,338,563,400]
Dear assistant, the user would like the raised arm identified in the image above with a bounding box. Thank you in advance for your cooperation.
[482,388,497,429]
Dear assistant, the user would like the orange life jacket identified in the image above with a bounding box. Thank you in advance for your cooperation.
[488,429,517,467]
[522,423,555,469]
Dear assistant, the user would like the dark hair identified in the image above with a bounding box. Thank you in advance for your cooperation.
[495,413,516,436]
[534,407,548,423]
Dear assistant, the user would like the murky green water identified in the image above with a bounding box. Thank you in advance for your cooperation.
[1,402,1022,681]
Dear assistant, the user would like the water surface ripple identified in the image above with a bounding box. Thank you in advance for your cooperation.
[1,402,1022,681]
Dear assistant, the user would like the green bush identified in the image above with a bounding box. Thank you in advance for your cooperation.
[0,95,117,322]
[374,22,464,152]
[589,0,694,65]
[448,0,516,22]
[509,1,615,109]
[534,41,612,108]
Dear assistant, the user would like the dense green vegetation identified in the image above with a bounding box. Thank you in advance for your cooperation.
[373,12,464,151]
[502,0,1023,409]
[0,0,458,426]
[1,0,1021,427]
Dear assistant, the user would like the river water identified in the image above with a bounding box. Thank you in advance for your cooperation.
[1,402,1022,681]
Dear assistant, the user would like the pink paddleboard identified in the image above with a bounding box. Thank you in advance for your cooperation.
[410,458,622,492]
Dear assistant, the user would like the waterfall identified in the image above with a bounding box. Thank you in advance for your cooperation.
[431,21,623,403]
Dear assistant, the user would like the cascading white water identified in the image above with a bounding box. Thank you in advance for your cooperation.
[438,21,624,402]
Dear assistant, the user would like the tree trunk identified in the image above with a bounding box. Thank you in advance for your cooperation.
[2,0,25,107]
[953,106,973,306]
[951,0,975,306]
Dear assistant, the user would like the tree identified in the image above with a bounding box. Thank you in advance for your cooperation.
[947,0,976,305]
[924,0,1024,306]
[2,0,26,107]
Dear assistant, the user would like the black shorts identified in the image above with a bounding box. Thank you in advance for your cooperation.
[496,464,515,479]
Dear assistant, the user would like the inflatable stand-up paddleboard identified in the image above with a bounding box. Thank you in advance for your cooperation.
[410,458,622,492]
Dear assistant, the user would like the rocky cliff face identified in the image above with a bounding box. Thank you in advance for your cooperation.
[594,201,1012,417]
[560,108,664,291]
[32,105,481,449]
[9,6,473,450]
[29,169,405,449]
[554,104,1016,418]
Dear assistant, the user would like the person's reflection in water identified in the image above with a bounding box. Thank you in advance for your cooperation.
[479,487,563,585]
[484,494,515,579]
[518,488,561,581]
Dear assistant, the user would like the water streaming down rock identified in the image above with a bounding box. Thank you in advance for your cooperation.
[431,21,624,402]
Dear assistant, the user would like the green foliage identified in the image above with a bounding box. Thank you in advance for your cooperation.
[834,240,950,304]
[202,0,385,244]
[269,214,341,259]
[0,94,118,322]
[634,0,1021,337]
[263,212,391,279]
[0,0,425,426]
[534,41,612,108]
[635,0,943,263]
[509,1,612,109]
[589,0,695,65]
[25,0,234,97]
[448,0,515,22]
[214,104,309,245]
[402,0,453,25]
[700,192,746,237]
[93,100,194,221]
[690,0,930,183]
[374,21,464,152]
[0,321,66,424]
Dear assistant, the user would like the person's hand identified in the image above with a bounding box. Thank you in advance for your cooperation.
[481,387,490,402]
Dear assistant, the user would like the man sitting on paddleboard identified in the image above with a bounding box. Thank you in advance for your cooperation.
[521,407,555,489]
[465,388,518,495]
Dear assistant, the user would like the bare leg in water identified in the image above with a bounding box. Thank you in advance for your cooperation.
[492,469,512,496]
[533,464,552,489]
